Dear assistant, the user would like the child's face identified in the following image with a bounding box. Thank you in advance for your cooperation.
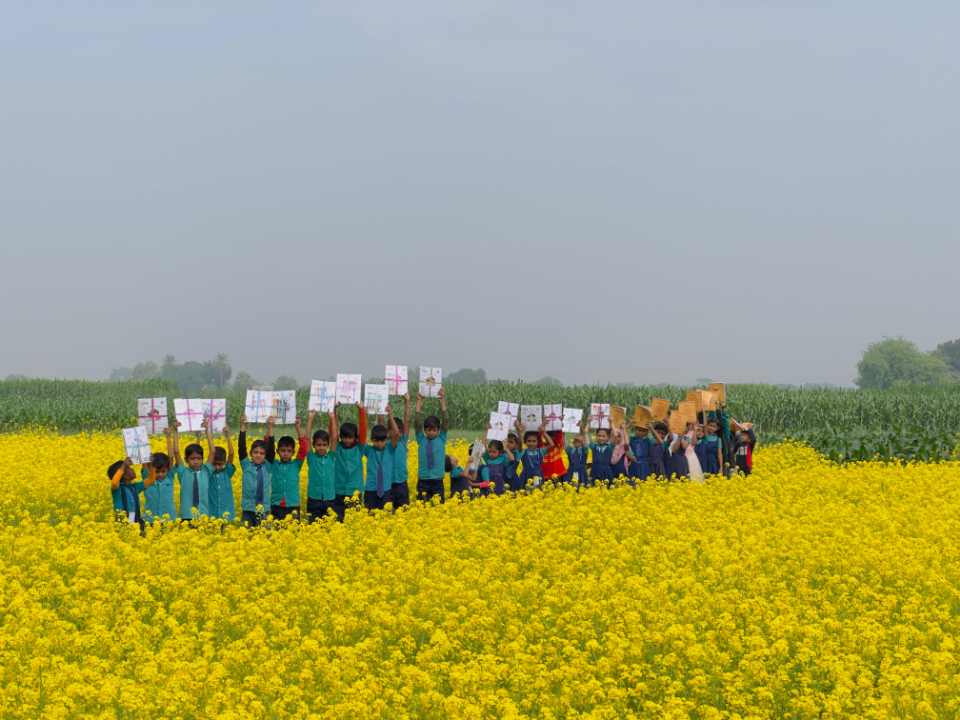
[154,465,169,481]
[313,437,330,456]
[123,465,136,482]
[634,426,648,438]
[506,436,518,452]
[707,423,717,435]
[572,437,584,448]
[186,452,203,470]
[487,444,501,459]
[424,426,440,439]
[212,459,226,472]
[696,426,705,439]
[524,435,538,450]
[596,429,610,444]
[251,446,266,464]
[278,445,294,462]
[372,438,387,450]
[341,435,357,449]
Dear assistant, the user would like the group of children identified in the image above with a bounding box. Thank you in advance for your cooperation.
[108,389,758,528]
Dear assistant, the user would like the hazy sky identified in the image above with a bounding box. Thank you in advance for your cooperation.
[2,1,957,387]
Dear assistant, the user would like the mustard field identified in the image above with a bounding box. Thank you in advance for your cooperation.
[1,434,958,718]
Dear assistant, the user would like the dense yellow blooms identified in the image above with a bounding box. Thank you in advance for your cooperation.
[1,433,959,718]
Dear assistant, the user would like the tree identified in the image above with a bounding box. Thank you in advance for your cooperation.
[447,368,487,385]
[934,339,960,377]
[274,375,300,390]
[207,353,232,388]
[233,371,257,391]
[855,338,953,389]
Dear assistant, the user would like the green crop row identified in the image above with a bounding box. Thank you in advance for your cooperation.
[3,378,960,461]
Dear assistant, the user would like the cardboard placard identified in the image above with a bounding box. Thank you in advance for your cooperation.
[174,398,207,432]
[677,400,698,427]
[364,384,389,415]
[272,390,297,425]
[632,405,653,427]
[708,382,726,404]
[202,398,227,432]
[668,411,686,435]
[609,405,627,431]
[650,398,670,421]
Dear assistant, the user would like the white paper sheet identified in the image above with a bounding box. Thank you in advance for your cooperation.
[137,397,168,435]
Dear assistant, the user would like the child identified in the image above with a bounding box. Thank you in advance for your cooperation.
[270,416,308,521]
[648,422,669,478]
[733,423,757,475]
[205,421,236,522]
[172,421,212,521]
[541,430,567,484]
[588,423,614,486]
[333,402,367,521]
[238,414,275,527]
[668,430,690,480]
[627,424,652,482]
[389,393,412,508]
[701,420,723,475]
[415,389,448,503]
[306,409,338,522]
[447,455,470,496]
[505,432,521,489]
[363,417,395,511]
[694,424,709,477]
[478,439,513,496]
[564,420,589,485]
[109,456,156,527]
[610,428,631,484]
[516,420,554,490]
[143,428,175,523]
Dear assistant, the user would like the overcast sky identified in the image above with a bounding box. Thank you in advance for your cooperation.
[2,1,957,387]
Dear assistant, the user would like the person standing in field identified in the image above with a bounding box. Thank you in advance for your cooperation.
[389,393,412,509]
[142,428,175,523]
[237,414,275,527]
[333,402,367,521]
[108,456,157,529]
[415,388,448,503]
[205,421,236,522]
[305,409,338,522]
[268,416,307,521]
[171,420,212,522]
[564,418,589,485]
[733,423,757,475]
[515,419,555,490]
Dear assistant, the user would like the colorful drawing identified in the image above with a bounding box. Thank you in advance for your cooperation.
[364,384,389,415]
[174,398,207,433]
[419,367,442,398]
[272,391,297,425]
[497,401,519,421]
[589,403,611,430]
[244,390,273,424]
[520,405,543,431]
[309,380,337,413]
[543,404,564,432]
[562,408,584,433]
[487,412,512,441]
[122,426,152,465]
[137,397,168,435]
[336,374,362,405]
[203,399,227,432]
[385,365,408,396]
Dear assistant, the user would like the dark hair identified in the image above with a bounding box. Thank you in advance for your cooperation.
[106,460,124,479]
[653,421,669,434]
[423,415,440,431]
[151,452,170,470]
[444,455,454,473]
[312,429,330,443]
[523,430,539,442]
[250,439,267,453]
[487,440,504,452]
[340,422,358,440]
[507,432,519,444]
[184,443,204,459]
[393,417,405,434]
[213,447,227,463]
[277,435,296,450]
[596,427,610,435]
[371,425,388,442]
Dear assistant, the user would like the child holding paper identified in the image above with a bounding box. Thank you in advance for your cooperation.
[390,394,412,508]
[306,409,338,522]
[733,423,757,476]
[447,455,471,497]
[648,422,669,478]
[627,425,653,482]
[363,413,395,511]
[333,402,367,521]
[415,389,448,503]
[564,418,589,485]
[270,417,308,521]
[143,428,175,523]
[588,425,614,486]
[238,414,275,527]
[516,419,554,490]
[171,421,212,521]
[108,457,157,528]
[205,421,236,521]
[478,440,513,496]
[701,420,723,475]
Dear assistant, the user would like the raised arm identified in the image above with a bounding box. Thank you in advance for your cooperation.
[357,403,368,446]
[306,410,316,447]
[329,410,339,447]
[238,414,248,462]
[204,419,215,460]
[439,387,448,432]
[295,416,308,460]
[539,422,554,449]
[143,464,157,488]
[402,393,411,439]
[386,404,400,447]
[415,394,424,434]
[265,416,276,463]
[224,424,234,465]
[171,421,183,466]
[111,458,131,491]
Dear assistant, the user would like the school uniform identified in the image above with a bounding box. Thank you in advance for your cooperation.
[142,468,176,523]
[416,429,447,503]
[481,454,511,496]
[390,436,410,508]
[701,434,722,475]
[111,479,146,525]
[175,464,212,520]
[333,442,364,521]
[505,453,521,492]
[238,431,274,526]
[270,439,307,521]
[611,447,628,483]
[694,440,709,477]
[207,463,237,521]
[589,443,614,485]
[306,450,336,521]
[628,436,652,481]
[734,429,757,476]
[669,436,689,479]
[649,439,668,478]
[519,448,546,489]
[449,466,471,496]
[564,445,588,485]
[363,444,395,510]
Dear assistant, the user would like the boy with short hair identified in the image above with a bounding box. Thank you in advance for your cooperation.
[306,409,338,522]
[415,388,448,503]
[205,421,237,521]
[109,456,157,528]
[238,415,275,527]
[516,419,554,491]
[333,402,367,521]
[143,427,175,523]
[389,394,412,508]
[171,421,212,521]
[363,415,395,511]
[270,416,308,521]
